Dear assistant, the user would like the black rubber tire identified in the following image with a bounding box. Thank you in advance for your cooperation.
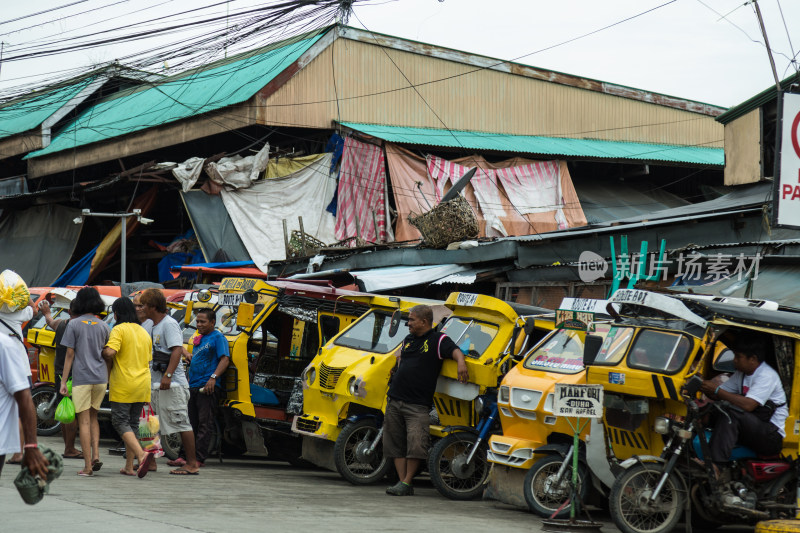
[32,386,61,436]
[523,454,588,518]
[160,433,182,460]
[334,419,391,485]
[428,432,489,500]
[609,463,685,533]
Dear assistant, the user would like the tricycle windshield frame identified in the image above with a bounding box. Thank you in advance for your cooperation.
[440,316,499,359]
[522,323,612,374]
[591,326,635,366]
[626,329,693,375]
[333,310,407,354]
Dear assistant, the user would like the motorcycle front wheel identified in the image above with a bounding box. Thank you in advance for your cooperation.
[524,454,588,518]
[428,432,489,500]
[334,419,391,485]
[610,463,685,533]
[32,386,61,436]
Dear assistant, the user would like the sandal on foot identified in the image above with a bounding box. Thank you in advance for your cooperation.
[119,469,136,476]
[77,470,93,477]
[62,452,84,460]
[169,468,199,476]
[137,452,155,479]
[166,458,186,467]
[92,459,103,472]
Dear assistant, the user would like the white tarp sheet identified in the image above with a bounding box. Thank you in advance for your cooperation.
[350,264,468,292]
[220,153,336,269]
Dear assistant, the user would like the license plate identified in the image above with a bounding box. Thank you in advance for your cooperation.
[219,293,244,307]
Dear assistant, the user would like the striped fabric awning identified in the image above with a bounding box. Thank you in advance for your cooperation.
[334,137,387,243]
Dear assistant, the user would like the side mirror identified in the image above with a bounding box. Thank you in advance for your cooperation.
[388,309,402,338]
[197,289,212,303]
[237,302,254,328]
[509,325,523,359]
[243,289,258,304]
[184,301,194,325]
[683,375,703,397]
[583,335,604,366]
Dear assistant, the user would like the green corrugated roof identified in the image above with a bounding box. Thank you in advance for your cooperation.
[716,72,800,125]
[0,77,96,140]
[341,122,724,166]
[27,30,328,160]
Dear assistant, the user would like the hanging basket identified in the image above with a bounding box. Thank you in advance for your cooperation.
[409,195,479,249]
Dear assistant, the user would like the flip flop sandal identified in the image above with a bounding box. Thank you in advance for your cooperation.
[166,458,186,467]
[77,471,93,477]
[92,460,103,472]
[137,452,155,479]
[169,468,199,475]
[119,469,136,476]
[5,459,22,465]
[62,453,84,460]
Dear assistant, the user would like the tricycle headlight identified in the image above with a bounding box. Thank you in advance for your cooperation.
[654,416,670,435]
[347,376,357,396]
[499,386,510,403]
[304,367,316,386]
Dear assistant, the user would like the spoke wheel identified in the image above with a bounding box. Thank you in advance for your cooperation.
[32,386,61,436]
[610,463,685,533]
[334,419,390,485]
[428,432,489,500]
[524,454,588,518]
[161,432,183,460]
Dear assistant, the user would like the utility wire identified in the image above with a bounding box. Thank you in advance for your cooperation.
[0,1,89,27]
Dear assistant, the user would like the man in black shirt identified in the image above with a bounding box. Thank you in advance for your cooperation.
[384,305,468,496]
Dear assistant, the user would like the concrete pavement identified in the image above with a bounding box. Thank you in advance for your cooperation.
[1,436,755,533]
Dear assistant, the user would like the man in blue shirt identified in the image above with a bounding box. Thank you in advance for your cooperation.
[185,308,230,465]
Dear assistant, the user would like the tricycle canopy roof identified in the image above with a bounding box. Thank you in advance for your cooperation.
[678,297,800,335]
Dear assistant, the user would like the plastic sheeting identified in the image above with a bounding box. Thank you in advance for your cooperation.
[334,137,388,243]
[347,264,469,292]
[575,181,689,225]
[220,153,336,269]
[205,143,270,189]
[386,145,587,242]
[0,204,82,286]
[670,265,800,309]
[180,191,250,263]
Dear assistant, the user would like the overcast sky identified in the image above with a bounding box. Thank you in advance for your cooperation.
[0,0,798,108]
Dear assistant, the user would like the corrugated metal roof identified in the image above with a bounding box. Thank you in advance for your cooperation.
[26,30,327,160]
[340,122,724,166]
[716,72,800,125]
[0,77,96,140]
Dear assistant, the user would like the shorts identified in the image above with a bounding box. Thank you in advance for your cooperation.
[151,387,193,435]
[383,399,431,460]
[72,383,106,413]
[111,401,145,437]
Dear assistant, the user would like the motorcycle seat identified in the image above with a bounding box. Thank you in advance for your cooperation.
[692,432,758,460]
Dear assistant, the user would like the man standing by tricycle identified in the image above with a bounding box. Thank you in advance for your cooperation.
[383,304,468,496]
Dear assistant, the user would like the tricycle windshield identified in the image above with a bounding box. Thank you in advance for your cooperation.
[182,303,265,343]
[522,323,612,374]
[334,311,407,354]
[440,317,498,359]
[627,329,692,374]
[593,326,635,365]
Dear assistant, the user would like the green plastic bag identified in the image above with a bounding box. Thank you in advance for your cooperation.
[14,445,63,505]
[54,397,75,424]
[66,377,72,396]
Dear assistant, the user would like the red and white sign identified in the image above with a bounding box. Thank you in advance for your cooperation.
[777,93,800,227]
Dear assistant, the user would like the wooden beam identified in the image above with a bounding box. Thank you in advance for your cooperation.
[0,131,43,160]
[27,103,257,179]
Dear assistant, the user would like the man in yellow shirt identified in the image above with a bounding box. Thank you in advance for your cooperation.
[102,297,155,478]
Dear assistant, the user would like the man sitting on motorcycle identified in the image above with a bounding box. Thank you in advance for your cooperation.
[700,336,788,476]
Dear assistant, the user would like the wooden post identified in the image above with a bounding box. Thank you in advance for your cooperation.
[298,216,307,256]
[282,219,290,258]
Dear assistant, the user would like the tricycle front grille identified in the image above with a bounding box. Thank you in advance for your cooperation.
[319,364,345,390]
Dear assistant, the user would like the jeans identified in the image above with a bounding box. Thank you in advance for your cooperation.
[188,387,219,463]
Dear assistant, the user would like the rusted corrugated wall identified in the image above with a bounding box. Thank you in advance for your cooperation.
[257,31,724,149]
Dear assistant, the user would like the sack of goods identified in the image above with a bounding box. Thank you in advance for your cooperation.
[0,270,30,313]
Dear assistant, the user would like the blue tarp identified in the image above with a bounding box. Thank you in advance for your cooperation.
[53,245,98,287]
[170,260,256,272]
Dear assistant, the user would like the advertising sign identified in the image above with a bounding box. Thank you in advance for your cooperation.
[776,92,800,228]
[553,384,604,418]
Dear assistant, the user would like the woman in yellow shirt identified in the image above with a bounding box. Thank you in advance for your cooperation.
[102,297,155,478]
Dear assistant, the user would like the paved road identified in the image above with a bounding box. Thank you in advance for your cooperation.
[0,436,756,533]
